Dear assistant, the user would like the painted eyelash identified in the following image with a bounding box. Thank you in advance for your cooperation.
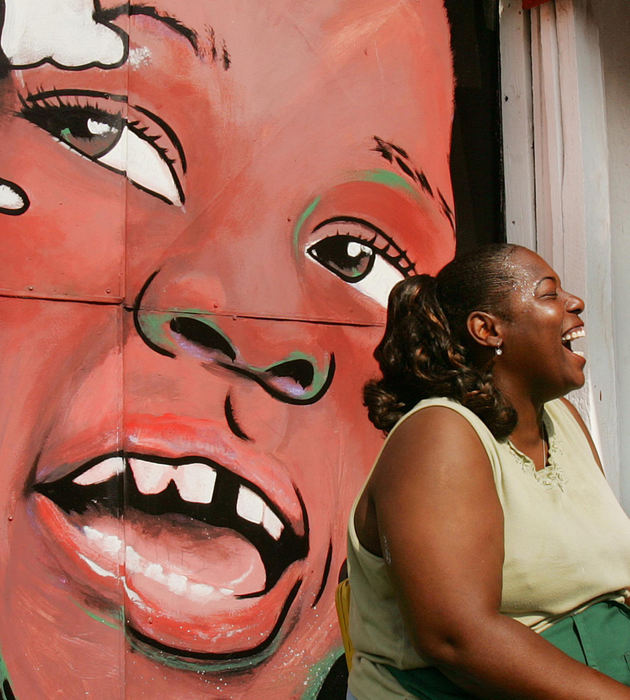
[17,90,177,167]
[324,227,417,277]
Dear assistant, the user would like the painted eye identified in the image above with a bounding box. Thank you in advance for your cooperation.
[308,236,375,282]
[307,218,415,307]
[19,93,184,206]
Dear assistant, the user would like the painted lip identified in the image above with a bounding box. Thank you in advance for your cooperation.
[31,415,310,660]
[36,415,306,532]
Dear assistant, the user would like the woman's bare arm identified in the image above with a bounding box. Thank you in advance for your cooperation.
[368,406,630,699]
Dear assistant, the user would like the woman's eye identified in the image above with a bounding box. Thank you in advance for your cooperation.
[19,93,184,206]
[307,218,415,307]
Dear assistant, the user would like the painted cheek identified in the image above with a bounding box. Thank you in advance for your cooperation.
[0,118,125,299]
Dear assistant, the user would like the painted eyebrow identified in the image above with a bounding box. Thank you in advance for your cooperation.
[96,3,199,53]
[372,136,455,231]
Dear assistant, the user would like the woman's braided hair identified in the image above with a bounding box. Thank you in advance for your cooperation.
[364,243,520,439]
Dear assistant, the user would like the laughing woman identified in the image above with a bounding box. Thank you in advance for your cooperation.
[348,244,630,699]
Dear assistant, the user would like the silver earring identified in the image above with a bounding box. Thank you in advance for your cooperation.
[495,343,503,356]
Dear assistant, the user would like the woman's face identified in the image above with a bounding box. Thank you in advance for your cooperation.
[498,249,586,401]
[0,0,455,696]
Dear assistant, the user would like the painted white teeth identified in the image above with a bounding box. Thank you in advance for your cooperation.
[128,458,217,504]
[174,462,217,504]
[263,504,284,540]
[73,456,125,485]
[129,458,172,494]
[237,485,264,523]
[236,485,284,540]
[75,458,284,540]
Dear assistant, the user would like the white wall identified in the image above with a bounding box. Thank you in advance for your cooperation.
[500,0,628,508]
[589,0,630,508]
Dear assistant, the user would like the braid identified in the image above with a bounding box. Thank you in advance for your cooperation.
[364,244,519,438]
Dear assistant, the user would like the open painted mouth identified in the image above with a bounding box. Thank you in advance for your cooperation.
[34,451,309,661]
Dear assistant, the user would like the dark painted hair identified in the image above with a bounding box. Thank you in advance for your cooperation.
[364,243,520,438]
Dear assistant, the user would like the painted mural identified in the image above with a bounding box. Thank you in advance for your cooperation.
[0,1,457,697]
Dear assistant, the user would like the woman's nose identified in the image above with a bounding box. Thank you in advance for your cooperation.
[566,291,585,314]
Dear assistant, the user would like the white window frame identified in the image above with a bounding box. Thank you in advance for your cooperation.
[500,0,621,498]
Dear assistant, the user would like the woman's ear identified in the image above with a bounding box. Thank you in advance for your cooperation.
[466,311,503,351]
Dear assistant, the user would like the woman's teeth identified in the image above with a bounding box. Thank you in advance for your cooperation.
[562,327,585,343]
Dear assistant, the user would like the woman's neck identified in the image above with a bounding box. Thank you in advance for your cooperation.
[509,396,545,447]
[494,376,548,458]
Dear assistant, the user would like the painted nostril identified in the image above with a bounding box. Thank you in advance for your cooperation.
[170,317,236,361]
[267,359,315,390]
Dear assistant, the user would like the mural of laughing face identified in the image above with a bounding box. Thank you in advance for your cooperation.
[0,0,455,696]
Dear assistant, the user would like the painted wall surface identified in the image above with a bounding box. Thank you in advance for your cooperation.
[0,1,456,697]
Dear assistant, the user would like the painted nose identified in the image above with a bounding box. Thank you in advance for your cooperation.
[169,316,334,405]
[134,306,335,405]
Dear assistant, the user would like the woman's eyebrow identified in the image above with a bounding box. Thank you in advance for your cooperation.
[534,275,558,291]
[96,4,199,53]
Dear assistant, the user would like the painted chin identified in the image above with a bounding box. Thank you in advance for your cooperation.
[30,450,310,664]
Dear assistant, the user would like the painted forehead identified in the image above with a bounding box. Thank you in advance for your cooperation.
[1,0,452,67]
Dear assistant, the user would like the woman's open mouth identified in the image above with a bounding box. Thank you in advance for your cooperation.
[561,326,586,359]
[32,444,309,662]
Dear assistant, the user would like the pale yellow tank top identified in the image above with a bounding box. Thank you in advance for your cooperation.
[347,397,630,699]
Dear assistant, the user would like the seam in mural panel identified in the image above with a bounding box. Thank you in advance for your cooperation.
[0,292,121,305]
[0,292,384,326]
[126,306,385,328]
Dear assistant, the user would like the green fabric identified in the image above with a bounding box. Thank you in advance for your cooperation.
[385,600,630,698]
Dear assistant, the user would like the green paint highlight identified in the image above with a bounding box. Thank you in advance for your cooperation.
[358,168,418,196]
[301,647,345,700]
[0,649,13,698]
[293,196,321,254]
[292,172,422,260]
[137,310,177,351]
[127,627,285,673]
[72,599,123,631]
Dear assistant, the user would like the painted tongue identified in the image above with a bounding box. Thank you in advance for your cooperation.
[118,513,301,656]
[124,514,267,598]
[82,512,266,601]
[37,494,301,656]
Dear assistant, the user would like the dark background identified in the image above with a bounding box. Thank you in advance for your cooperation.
[446,0,504,252]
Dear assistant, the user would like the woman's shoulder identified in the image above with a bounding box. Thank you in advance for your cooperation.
[390,397,497,447]
[370,397,498,489]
